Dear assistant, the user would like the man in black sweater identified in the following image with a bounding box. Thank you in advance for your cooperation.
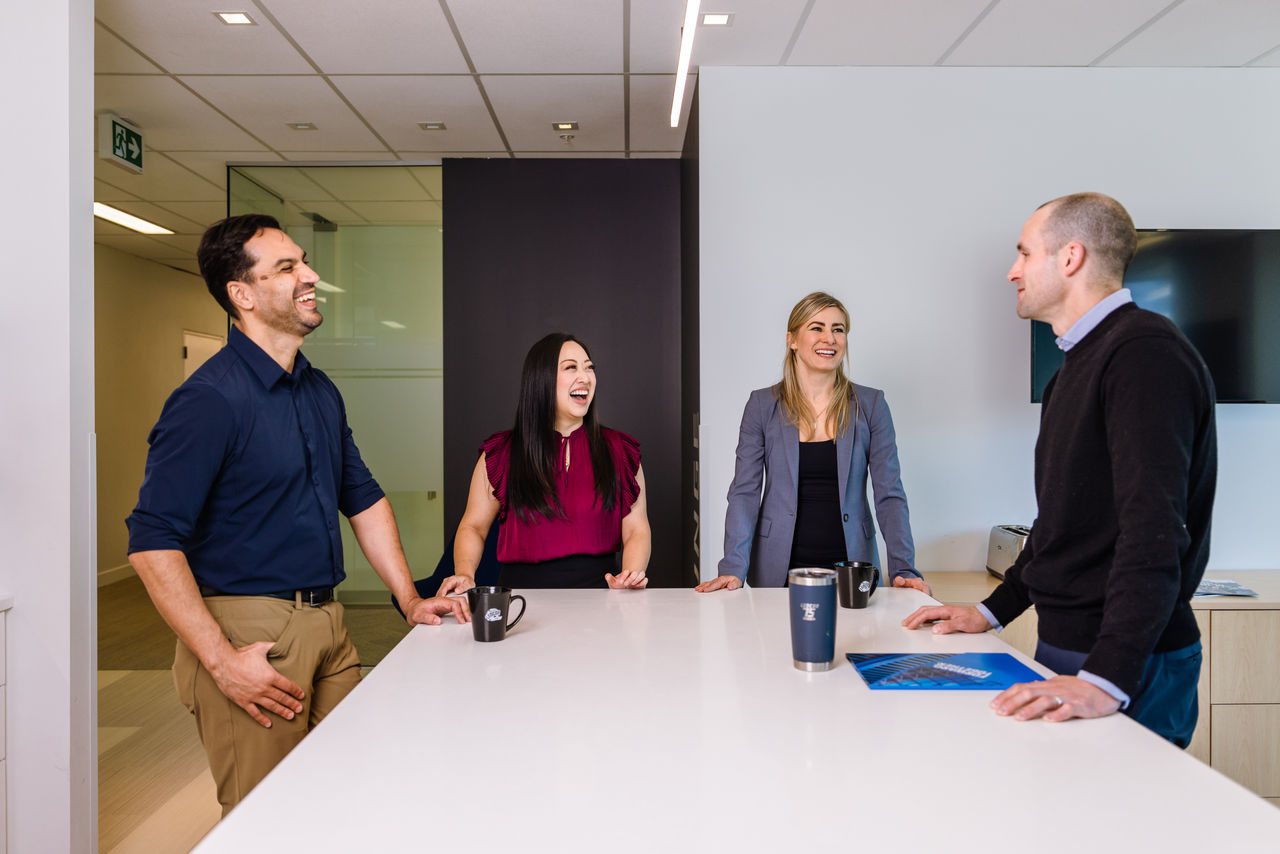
[903,193,1217,747]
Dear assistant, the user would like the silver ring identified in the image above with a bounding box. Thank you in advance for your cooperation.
[1053,695,1063,707]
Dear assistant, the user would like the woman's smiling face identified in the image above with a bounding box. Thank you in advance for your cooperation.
[554,340,595,431]
[787,305,847,376]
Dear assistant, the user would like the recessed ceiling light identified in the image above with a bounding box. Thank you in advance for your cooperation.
[93,202,174,235]
[214,12,255,25]
[552,121,579,131]
[286,122,317,131]
[702,13,732,26]
[418,122,447,131]
[381,320,407,330]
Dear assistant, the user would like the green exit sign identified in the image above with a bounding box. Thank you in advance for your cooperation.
[98,114,143,174]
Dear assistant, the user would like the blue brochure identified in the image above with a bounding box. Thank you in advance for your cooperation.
[847,652,1044,690]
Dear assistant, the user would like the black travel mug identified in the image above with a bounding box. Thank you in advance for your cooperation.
[466,586,527,642]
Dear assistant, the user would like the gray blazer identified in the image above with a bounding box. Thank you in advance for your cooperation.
[717,384,916,587]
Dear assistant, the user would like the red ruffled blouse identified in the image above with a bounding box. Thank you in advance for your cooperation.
[481,426,642,564]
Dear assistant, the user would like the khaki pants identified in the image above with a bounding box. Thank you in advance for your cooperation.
[174,595,361,815]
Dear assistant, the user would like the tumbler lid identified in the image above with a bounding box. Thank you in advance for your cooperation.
[788,567,836,586]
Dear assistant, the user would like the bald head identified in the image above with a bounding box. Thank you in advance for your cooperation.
[1038,193,1137,286]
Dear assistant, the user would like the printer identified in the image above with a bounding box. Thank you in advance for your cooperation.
[985,525,1030,579]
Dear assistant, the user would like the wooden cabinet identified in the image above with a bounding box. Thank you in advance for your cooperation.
[925,570,1280,803]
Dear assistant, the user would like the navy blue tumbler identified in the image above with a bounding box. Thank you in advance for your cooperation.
[788,568,838,671]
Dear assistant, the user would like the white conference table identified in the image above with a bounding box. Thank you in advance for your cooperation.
[196,587,1280,852]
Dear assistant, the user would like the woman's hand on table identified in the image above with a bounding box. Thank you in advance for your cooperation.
[900,604,990,634]
[605,570,649,589]
[694,574,743,593]
[893,574,932,596]
[437,574,476,597]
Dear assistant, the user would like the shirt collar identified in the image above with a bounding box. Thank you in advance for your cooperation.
[228,325,310,388]
[1055,288,1133,352]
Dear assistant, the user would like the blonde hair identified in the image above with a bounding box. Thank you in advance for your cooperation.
[777,292,857,441]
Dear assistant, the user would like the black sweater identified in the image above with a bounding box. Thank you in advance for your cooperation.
[983,303,1217,696]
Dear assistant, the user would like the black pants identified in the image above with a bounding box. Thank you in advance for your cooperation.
[499,553,616,589]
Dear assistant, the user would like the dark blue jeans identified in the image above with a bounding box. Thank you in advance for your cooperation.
[1035,639,1202,748]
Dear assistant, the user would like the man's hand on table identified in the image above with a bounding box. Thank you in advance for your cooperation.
[404,594,471,625]
[210,642,305,728]
[436,574,475,597]
[893,575,932,596]
[992,675,1121,723]
[694,574,743,593]
[900,604,991,634]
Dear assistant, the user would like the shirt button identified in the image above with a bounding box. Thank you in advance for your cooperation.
[313,477,320,485]
[327,521,335,530]
[843,513,849,522]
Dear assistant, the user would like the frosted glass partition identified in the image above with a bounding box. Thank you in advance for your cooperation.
[228,165,444,600]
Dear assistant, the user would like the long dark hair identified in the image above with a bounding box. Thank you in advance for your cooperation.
[507,333,620,522]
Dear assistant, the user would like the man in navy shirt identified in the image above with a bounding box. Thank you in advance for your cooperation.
[127,214,469,814]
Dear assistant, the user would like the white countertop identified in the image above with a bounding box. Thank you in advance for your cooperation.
[197,587,1280,852]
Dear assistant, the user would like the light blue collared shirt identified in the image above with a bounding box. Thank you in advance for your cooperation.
[1054,288,1133,352]
[976,287,1137,708]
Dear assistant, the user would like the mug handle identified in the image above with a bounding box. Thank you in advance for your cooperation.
[506,594,526,630]
[870,568,880,595]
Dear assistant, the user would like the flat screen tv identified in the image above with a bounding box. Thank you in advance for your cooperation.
[1031,229,1280,404]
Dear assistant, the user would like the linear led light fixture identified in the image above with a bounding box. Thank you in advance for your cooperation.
[671,0,701,127]
[702,13,732,25]
[286,122,317,131]
[418,121,447,131]
[381,320,407,330]
[553,121,579,131]
[214,12,256,25]
[314,280,345,293]
[93,202,174,235]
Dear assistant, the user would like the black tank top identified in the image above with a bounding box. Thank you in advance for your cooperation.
[788,440,847,568]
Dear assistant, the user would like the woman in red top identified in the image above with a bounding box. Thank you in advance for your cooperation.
[440,333,651,591]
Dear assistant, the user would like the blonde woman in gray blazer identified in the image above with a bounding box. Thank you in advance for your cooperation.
[696,292,928,593]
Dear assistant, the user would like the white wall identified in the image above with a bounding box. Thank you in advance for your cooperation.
[0,0,96,849]
[698,67,1280,578]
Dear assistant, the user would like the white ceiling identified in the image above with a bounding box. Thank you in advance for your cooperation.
[93,0,1280,274]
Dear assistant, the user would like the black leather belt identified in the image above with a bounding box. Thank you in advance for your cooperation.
[198,585,335,606]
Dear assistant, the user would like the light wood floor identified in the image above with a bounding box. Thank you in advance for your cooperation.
[98,576,413,853]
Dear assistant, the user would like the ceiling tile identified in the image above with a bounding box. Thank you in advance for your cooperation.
[95,75,268,151]
[96,0,314,74]
[331,75,506,151]
[628,0,687,73]
[344,201,444,223]
[630,74,695,150]
[687,0,812,68]
[265,0,469,73]
[99,200,205,235]
[94,231,184,257]
[94,150,224,201]
[945,0,1175,66]
[301,166,433,201]
[151,201,230,229]
[408,167,443,200]
[511,151,626,159]
[94,179,140,202]
[482,75,624,150]
[180,76,388,151]
[788,0,993,65]
[448,0,623,73]
[1099,0,1280,66]
[231,166,335,202]
[283,199,368,225]
[277,151,403,162]
[170,151,285,187]
[628,151,681,159]
[1252,45,1280,66]
[96,23,163,73]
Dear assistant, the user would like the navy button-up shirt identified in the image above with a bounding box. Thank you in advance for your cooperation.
[127,326,384,593]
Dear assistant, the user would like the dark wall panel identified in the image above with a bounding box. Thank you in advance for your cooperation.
[679,85,701,586]
[443,159,683,586]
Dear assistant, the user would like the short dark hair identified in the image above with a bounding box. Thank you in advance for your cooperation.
[1039,193,1137,282]
[196,214,282,317]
